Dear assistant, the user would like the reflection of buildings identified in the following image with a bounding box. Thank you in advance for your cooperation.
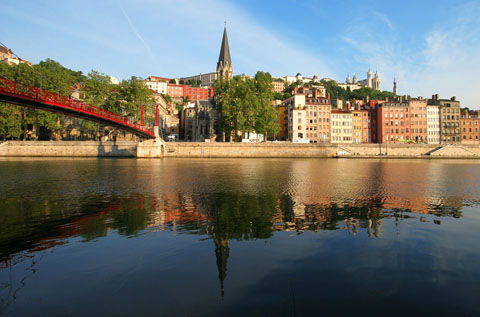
[1,161,471,301]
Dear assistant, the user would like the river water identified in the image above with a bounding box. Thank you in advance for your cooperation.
[0,158,480,316]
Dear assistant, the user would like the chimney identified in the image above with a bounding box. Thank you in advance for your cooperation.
[435,94,439,100]
[451,96,456,101]
[399,96,403,102]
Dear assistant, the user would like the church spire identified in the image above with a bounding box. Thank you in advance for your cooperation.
[393,75,397,95]
[217,24,233,80]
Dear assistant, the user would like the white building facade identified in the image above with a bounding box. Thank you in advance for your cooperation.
[145,76,169,94]
[285,94,308,141]
[427,105,441,144]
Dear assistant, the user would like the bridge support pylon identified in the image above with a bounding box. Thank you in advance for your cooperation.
[136,136,165,158]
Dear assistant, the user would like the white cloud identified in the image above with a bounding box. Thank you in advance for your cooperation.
[373,11,394,31]
[342,2,480,108]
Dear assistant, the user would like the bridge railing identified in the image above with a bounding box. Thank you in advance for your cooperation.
[0,77,155,137]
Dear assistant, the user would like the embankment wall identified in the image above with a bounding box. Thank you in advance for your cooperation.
[1,141,480,158]
[0,141,137,157]
[162,142,480,158]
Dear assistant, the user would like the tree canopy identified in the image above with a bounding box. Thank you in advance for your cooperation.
[321,79,396,105]
[0,59,86,140]
[0,59,155,140]
[215,71,279,141]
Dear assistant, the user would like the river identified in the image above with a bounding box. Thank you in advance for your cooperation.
[1,158,480,315]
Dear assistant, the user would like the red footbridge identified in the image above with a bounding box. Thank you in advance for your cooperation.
[0,77,156,139]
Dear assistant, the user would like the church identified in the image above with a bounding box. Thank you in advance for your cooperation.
[338,69,381,91]
[179,25,233,142]
[179,24,233,86]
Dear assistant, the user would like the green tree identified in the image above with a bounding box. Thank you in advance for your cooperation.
[215,71,279,141]
[0,105,23,140]
[0,59,85,139]
[83,70,112,107]
[118,76,155,121]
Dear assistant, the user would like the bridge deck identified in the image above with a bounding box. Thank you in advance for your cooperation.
[0,78,155,139]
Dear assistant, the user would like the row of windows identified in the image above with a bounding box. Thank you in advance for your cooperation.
[332,129,353,134]
[443,108,460,113]
[384,113,428,119]
[385,135,424,141]
[462,121,479,126]
[463,128,479,133]
[306,106,330,110]
[331,114,351,119]
[306,111,330,117]
[332,136,352,141]
[306,132,329,138]
[443,115,460,120]
[332,121,352,126]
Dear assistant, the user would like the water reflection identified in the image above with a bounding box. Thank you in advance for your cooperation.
[0,158,479,314]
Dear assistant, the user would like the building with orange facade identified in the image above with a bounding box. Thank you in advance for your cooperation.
[273,79,286,93]
[460,110,480,144]
[166,84,214,101]
[362,100,380,143]
[304,95,331,143]
[352,110,363,144]
[408,98,428,143]
[376,101,410,143]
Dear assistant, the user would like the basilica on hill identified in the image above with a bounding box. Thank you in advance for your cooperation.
[338,69,382,91]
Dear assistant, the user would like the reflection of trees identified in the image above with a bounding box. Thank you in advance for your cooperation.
[204,192,278,297]
[0,187,469,302]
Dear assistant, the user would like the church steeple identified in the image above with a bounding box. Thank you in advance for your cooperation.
[217,24,233,80]
[393,75,397,95]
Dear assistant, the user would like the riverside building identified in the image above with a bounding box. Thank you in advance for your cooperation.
[408,98,428,143]
[426,104,440,144]
[460,110,480,144]
[429,95,461,144]
[284,88,331,143]
[330,109,353,143]
[377,101,410,143]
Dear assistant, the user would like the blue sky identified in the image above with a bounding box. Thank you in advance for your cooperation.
[1,0,479,107]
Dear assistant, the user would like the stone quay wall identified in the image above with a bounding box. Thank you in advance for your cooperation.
[1,141,480,158]
[0,141,137,157]
[162,142,480,158]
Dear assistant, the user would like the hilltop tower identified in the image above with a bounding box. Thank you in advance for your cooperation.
[393,76,397,95]
[367,68,373,88]
[373,69,381,90]
[216,24,233,81]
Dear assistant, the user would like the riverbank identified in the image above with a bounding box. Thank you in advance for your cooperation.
[1,141,480,158]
